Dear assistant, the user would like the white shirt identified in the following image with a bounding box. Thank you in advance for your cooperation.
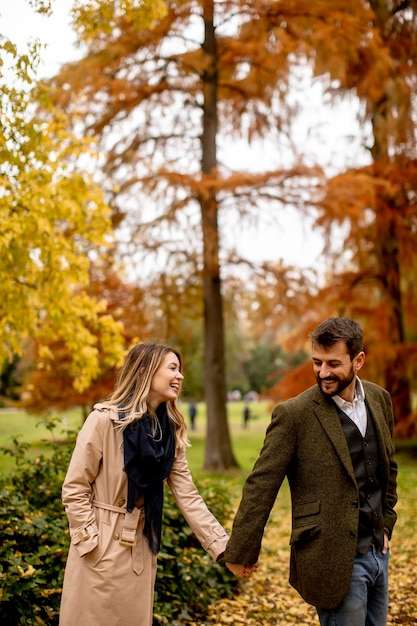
[333,377,367,437]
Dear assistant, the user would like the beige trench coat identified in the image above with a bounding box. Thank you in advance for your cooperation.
[59,404,229,626]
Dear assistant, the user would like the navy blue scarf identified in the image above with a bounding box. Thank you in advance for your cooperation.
[120,403,175,555]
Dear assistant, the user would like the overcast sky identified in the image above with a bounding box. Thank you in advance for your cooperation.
[1,1,78,77]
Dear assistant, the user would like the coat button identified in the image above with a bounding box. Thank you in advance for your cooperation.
[114,532,120,540]
[118,498,126,507]
[349,531,357,539]
[352,501,358,508]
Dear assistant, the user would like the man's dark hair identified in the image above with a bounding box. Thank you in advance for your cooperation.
[310,317,364,360]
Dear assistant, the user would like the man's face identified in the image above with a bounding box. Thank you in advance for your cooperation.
[312,340,365,401]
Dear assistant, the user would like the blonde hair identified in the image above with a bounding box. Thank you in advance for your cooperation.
[105,343,189,449]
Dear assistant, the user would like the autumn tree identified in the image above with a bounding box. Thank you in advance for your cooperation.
[0,19,126,392]
[1,0,172,398]
[274,0,417,434]
[48,0,320,469]
[323,0,417,435]
[213,1,417,435]
[20,262,207,415]
[19,268,151,419]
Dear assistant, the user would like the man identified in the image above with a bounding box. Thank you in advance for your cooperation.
[225,317,398,626]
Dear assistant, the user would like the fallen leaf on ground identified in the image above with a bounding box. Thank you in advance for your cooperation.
[204,470,416,625]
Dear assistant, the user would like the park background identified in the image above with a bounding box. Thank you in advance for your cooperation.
[1,0,417,623]
[0,402,415,624]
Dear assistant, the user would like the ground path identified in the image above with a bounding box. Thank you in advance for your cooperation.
[201,478,416,625]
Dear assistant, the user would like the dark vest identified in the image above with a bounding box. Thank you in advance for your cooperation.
[336,405,385,554]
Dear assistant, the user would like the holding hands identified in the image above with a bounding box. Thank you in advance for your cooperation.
[226,562,259,578]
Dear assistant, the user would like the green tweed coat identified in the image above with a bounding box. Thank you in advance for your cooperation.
[224,380,398,610]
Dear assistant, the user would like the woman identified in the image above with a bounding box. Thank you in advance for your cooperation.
[59,343,229,626]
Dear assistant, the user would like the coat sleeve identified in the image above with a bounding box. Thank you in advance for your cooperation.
[381,389,398,539]
[166,447,229,561]
[61,410,106,557]
[224,403,296,565]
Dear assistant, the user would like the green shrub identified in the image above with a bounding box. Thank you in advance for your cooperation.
[154,478,237,625]
[0,433,235,625]
[0,436,72,625]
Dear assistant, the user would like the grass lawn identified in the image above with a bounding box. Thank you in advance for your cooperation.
[186,399,272,476]
[1,400,416,478]
[0,408,85,474]
[0,400,273,475]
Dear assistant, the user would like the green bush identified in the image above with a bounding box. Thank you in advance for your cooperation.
[154,478,237,625]
[0,431,235,625]
[0,435,72,625]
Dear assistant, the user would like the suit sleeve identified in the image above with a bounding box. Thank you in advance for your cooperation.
[224,404,296,565]
[167,447,229,561]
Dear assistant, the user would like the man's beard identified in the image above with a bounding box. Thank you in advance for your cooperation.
[316,367,356,397]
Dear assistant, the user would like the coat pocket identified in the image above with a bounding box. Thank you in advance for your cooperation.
[83,519,112,568]
[290,499,321,545]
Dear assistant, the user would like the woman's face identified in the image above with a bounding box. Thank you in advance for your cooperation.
[148,351,184,410]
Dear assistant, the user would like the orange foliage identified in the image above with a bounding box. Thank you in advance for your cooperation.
[268,360,315,403]
[45,1,417,438]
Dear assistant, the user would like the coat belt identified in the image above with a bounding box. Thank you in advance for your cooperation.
[92,499,143,547]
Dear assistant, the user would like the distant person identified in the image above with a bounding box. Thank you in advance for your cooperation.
[242,403,251,429]
[225,317,398,626]
[59,343,228,626]
[188,402,197,430]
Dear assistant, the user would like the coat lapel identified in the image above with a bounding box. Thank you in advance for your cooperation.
[311,388,357,485]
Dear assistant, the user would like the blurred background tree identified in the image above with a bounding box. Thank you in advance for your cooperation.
[1,0,416,456]
[247,0,417,436]
[46,0,322,468]
[0,22,125,393]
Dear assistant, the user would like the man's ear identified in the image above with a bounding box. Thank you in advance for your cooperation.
[354,351,366,372]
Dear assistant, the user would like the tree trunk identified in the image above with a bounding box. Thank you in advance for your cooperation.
[200,0,238,470]
[373,197,412,424]
[371,90,412,425]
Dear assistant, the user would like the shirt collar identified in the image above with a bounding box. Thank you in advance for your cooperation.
[333,377,365,408]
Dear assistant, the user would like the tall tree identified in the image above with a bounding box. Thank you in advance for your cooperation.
[298,0,417,432]
[0,0,170,396]
[199,0,235,468]
[239,0,417,434]
[49,0,317,468]
[0,24,125,391]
